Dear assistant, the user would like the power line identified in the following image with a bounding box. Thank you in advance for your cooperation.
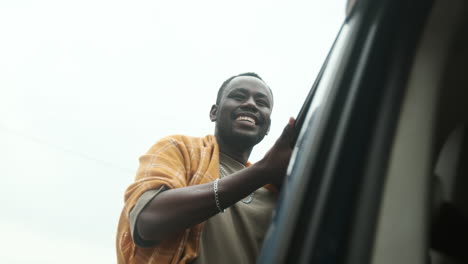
[0,123,135,174]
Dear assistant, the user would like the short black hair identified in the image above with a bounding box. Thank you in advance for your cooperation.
[215,72,273,105]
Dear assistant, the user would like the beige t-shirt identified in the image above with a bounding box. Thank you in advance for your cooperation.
[129,153,277,263]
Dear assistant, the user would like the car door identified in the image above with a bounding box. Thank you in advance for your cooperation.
[257,0,437,263]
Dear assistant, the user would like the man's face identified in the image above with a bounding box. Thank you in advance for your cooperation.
[210,76,273,148]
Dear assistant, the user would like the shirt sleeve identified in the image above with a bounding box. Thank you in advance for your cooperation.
[129,186,167,248]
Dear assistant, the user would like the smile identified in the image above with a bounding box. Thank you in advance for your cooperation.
[236,115,256,125]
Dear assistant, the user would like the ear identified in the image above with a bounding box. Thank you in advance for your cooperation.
[209,104,218,122]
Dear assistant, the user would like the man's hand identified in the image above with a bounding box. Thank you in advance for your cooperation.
[258,117,296,188]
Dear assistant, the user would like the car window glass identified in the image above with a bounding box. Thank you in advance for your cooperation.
[258,20,354,263]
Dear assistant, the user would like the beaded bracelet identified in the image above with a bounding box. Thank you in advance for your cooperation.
[213,179,225,213]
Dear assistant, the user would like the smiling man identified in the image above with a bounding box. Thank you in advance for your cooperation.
[116,72,295,264]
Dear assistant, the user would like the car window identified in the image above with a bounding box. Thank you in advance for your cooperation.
[258,19,355,264]
[260,0,443,263]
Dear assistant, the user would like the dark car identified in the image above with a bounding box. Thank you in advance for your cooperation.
[257,0,468,263]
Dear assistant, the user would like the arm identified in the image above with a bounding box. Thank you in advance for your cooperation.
[136,118,295,242]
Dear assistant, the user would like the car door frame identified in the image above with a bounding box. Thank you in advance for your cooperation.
[257,0,435,263]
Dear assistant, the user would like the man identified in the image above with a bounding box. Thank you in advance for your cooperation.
[116,72,295,264]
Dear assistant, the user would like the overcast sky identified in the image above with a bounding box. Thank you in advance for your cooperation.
[0,1,344,263]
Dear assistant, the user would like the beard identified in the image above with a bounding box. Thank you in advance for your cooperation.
[216,124,266,150]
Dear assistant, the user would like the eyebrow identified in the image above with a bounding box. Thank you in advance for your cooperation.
[229,88,270,100]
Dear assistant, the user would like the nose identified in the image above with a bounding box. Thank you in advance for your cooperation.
[240,96,258,112]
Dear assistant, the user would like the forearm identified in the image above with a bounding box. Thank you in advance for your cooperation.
[136,161,271,242]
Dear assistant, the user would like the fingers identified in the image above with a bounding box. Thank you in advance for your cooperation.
[288,117,295,127]
[281,117,295,134]
[285,117,296,138]
[277,117,296,147]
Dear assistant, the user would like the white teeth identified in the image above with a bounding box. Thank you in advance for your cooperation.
[236,116,256,124]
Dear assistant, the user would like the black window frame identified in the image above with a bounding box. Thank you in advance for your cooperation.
[258,0,434,263]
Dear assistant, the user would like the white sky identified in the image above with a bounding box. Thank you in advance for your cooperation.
[0,1,344,263]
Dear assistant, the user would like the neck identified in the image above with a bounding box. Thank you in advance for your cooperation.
[215,135,252,164]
